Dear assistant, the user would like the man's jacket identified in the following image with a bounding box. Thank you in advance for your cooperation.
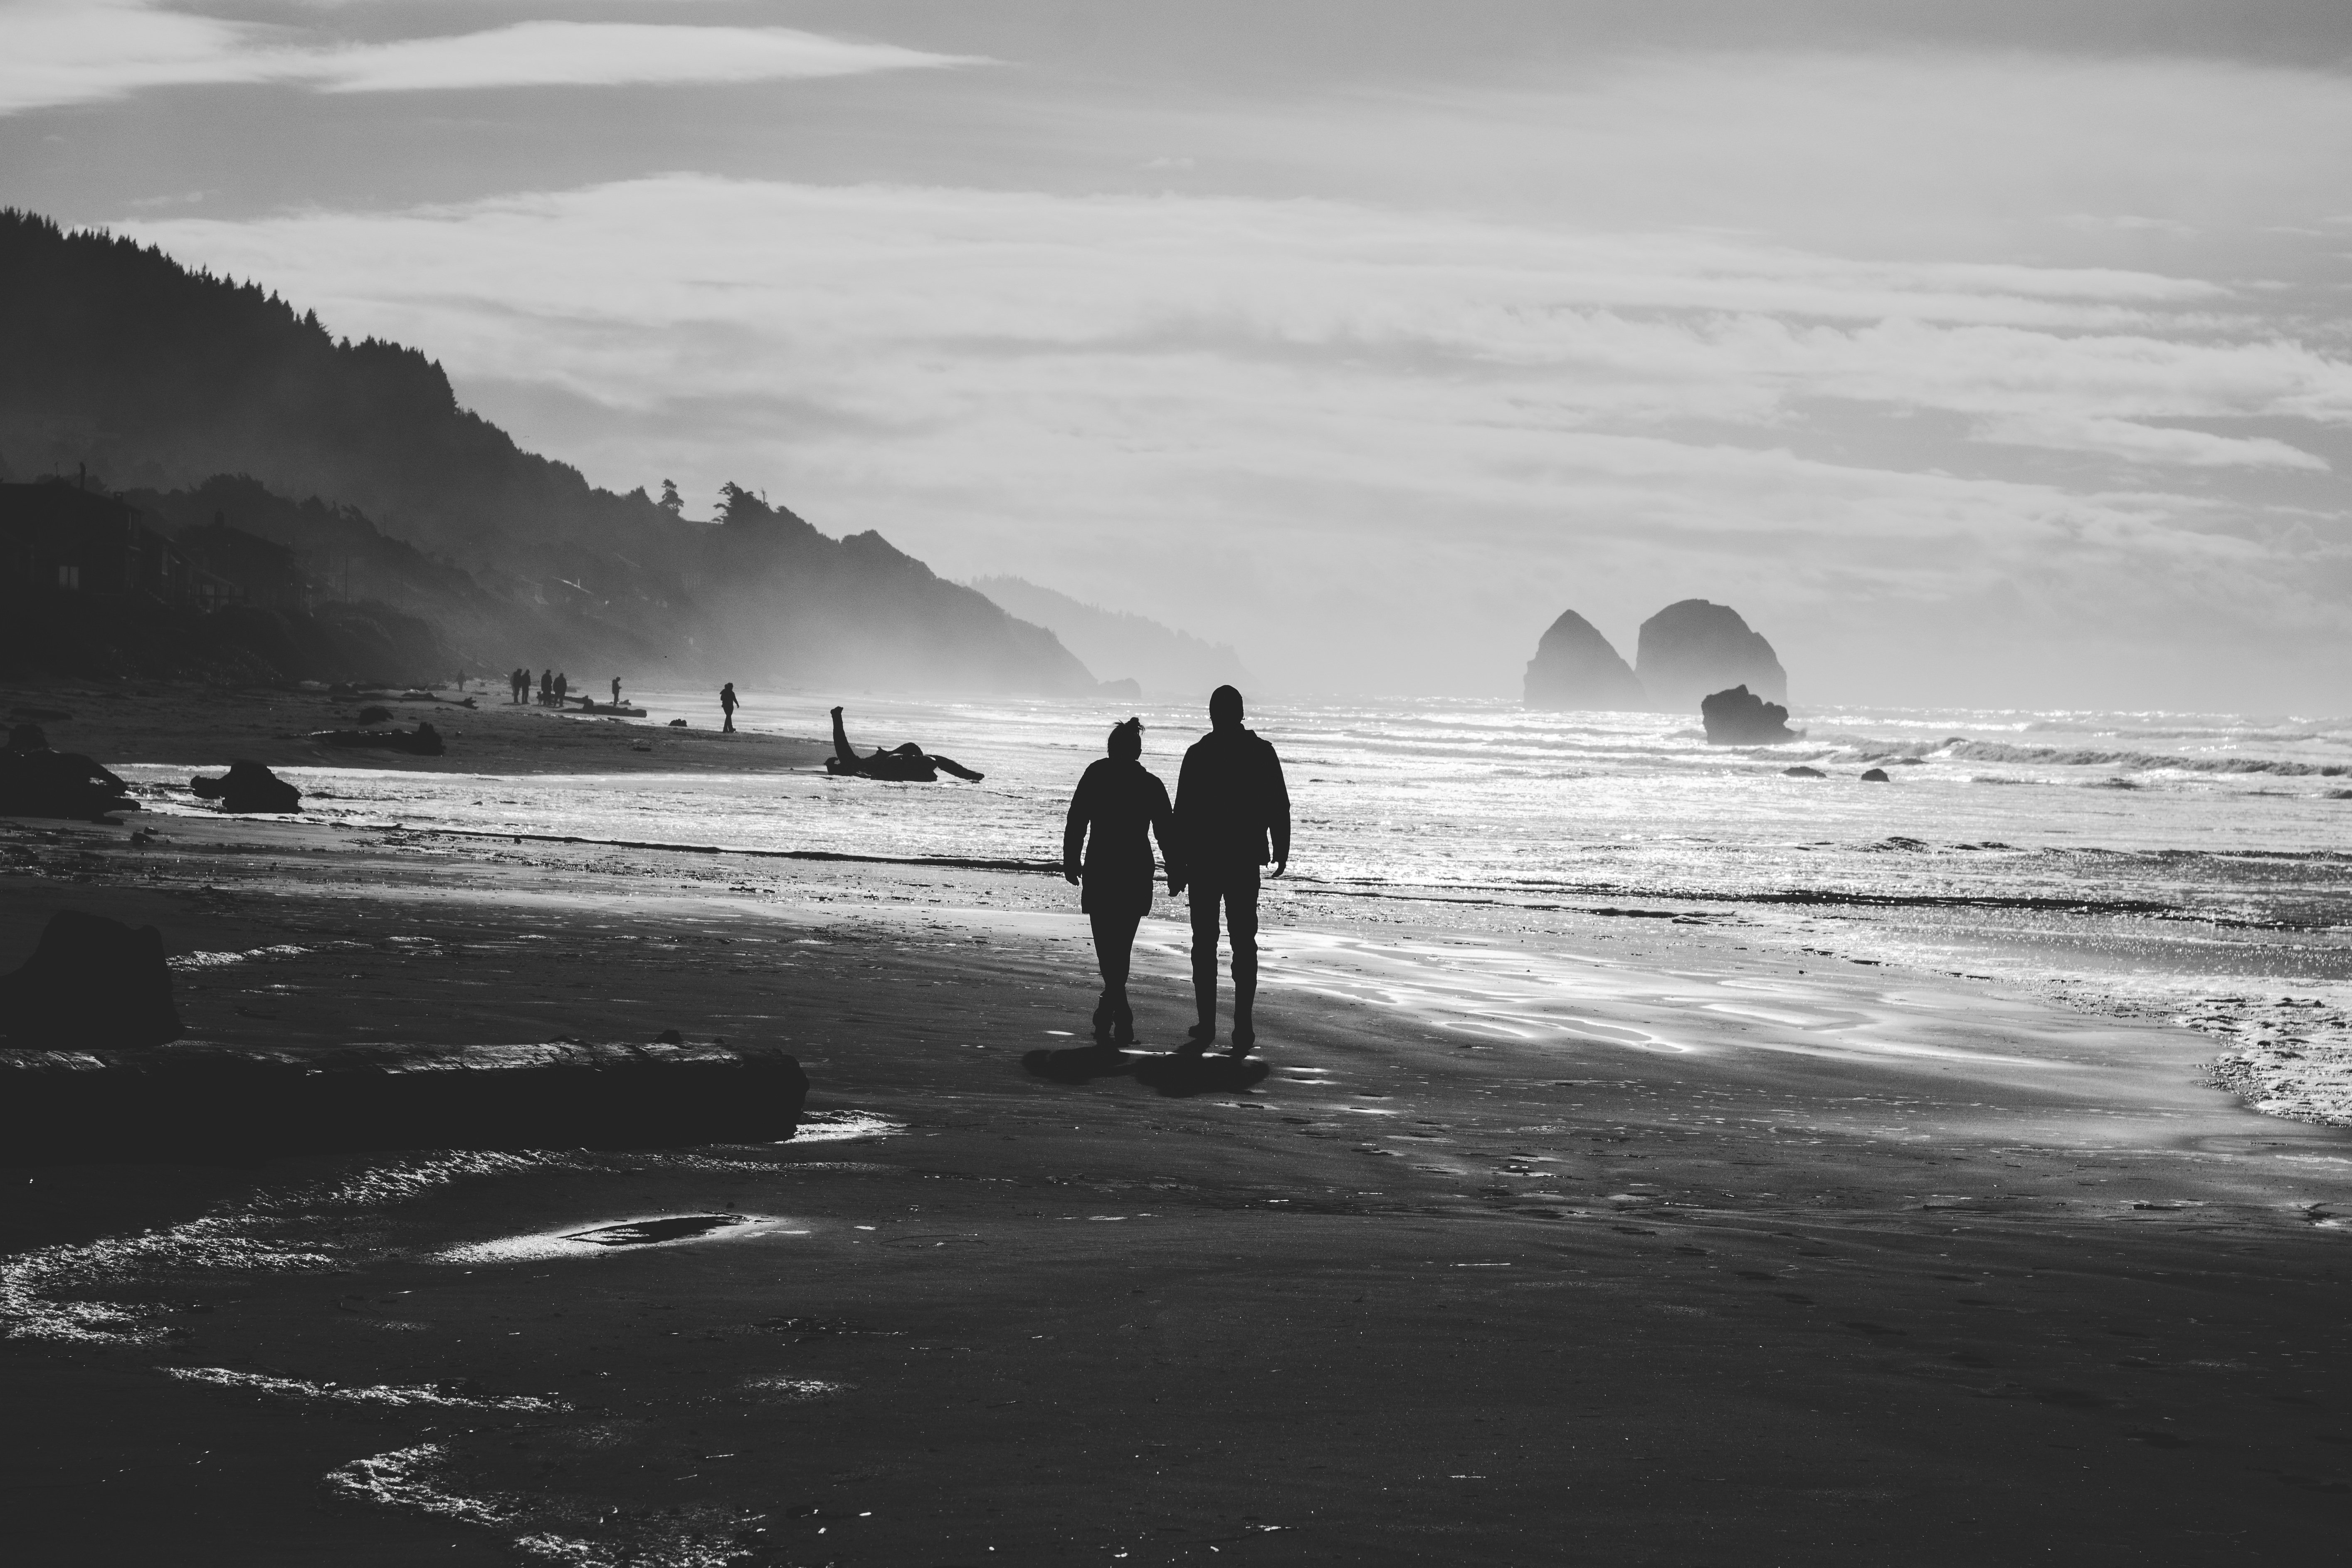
[1174,725,1291,881]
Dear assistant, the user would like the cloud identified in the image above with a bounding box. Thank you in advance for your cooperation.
[0,2,976,114]
[302,22,981,95]
[1972,415,2330,472]
[123,172,2352,704]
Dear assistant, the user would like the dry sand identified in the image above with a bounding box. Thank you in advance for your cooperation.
[2,698,2350,1565]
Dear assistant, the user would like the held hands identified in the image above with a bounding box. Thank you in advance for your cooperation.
[1064,864,1081,886]
[1271,859,1287,879]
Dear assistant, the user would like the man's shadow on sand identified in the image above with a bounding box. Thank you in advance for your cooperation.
[1022,1044,1270,1097]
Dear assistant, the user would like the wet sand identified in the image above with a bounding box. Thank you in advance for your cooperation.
[3,800,2351,1564]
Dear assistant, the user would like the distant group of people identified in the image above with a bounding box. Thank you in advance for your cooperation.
[509,669,627,709]
[1064,684,1290,1059]
[510,667,566,706]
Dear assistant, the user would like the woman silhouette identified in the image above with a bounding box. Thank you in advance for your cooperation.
[1063,717,1182,1046]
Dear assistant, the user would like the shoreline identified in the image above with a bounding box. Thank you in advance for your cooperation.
[4,676,832,777]
[4,804,2350,1561]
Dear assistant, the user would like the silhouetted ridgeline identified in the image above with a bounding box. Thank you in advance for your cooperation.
[706,488,1094,694]
[970,576,1252,699]
[0,210,1091,691]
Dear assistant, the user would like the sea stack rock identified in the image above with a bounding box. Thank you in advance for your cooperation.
[1522,609,1647,710]
[0,909,183,1049]
[1634,600,1787,712]
[1700,685,1800,745]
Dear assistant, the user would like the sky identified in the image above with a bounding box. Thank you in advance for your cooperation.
[5,1,2352,710]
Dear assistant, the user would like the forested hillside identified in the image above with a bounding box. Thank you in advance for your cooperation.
[0,210,1091,693]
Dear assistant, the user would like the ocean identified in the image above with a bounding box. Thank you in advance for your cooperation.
[116,692,2352,1125]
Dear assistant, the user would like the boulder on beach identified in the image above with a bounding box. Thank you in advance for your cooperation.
[0,1038,807,1161]
[1783,765,1825,778]
[1700,685,1801,744]
[1523,608,1648,710]
[1860,767,1891,783]
[0,728,140,819]
[190,760,302,814]
[1099,677,1144,701]
[355,705,392,724]
[1634,600,1787,712]
[304,721,444,756]
[0,909,183,1050]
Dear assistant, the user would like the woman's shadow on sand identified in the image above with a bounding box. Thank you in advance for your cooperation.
[1022,1045,1270,1097]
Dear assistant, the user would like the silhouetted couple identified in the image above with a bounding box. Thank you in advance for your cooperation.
[1062,686,1290,1059]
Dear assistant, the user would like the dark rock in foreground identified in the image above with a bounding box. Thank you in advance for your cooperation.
[1700,684,1801,744]
[1783,765,1825,778]
[0,1039,808,1163]
[1523,608,1647,710]
[1635,600,1787,711]
[1860,767,1891,783]
[190,759,302,813]
[0,909,182,1049]
[1,728,140,819]
[301,721,444,756]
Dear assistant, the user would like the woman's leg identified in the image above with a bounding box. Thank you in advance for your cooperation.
[1103,911,1141,1042]
[1088,910,1142,1045]
[1087,911,1118,1042]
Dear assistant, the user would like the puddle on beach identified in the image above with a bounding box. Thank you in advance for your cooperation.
[437,1213,802,1265]
[567,1215,745,1247]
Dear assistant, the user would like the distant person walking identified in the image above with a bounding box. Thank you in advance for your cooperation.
[554,671,568,706]
[1173,685,1290,1058]
[539,669,552,706]
[719,682,738,733]
[1064,718,1180,1047]
[610,677,622,707]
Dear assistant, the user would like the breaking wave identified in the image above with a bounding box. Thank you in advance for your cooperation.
[1945,742,2351,777]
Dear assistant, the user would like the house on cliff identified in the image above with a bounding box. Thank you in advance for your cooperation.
[0,479,242,608]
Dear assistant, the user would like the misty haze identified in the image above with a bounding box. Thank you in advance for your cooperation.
[1,3,2347,1565]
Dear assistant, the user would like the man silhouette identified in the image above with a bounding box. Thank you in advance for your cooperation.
[1173,685,1290,1058]
[719,682,738,733]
